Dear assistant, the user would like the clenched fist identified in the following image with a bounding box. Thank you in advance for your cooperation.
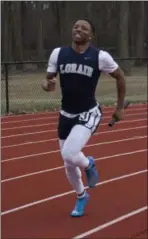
[42,78,56,92]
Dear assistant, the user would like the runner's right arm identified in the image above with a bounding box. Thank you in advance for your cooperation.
[42,48,60,92]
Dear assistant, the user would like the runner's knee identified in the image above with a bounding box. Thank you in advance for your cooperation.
[61,146,77,164]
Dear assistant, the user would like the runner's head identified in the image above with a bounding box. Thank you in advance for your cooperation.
[72,19,95,45]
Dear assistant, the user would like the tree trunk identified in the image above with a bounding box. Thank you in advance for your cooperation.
[135,1,145,66]
[3,2,12,61]
[117,2,131,75]
[11,1,23,61]
[36,2,44,60]
[51,2,66,45]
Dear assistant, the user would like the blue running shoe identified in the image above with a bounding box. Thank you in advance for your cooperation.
[85,156,99,188]
[71,192,90,217]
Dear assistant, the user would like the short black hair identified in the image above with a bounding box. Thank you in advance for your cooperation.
[83,19,95,35]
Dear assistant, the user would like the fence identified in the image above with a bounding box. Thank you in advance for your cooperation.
[1,57,148,115]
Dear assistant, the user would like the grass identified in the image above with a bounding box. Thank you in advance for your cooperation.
[1,66,147,115]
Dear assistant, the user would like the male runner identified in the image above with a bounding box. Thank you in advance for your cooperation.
[42,19,126,217]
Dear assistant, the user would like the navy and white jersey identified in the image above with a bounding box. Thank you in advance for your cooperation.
[47,45,118,114]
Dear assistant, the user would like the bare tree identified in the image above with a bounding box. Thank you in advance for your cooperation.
[11,1,23,61]
[117,1,131,75]
[1,1,147,61]
[36,2,44,60]
[2,1,13,61]
[51,2,66,45]
[135,1,145,65]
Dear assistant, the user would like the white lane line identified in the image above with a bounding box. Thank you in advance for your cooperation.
[1,115,147,138]
[2,124,147,149]
[2,122,58,131]
[1,111,147,126]
[2,149,147,183]
[72,206,148,239]
[1,169,147,216]
[2,128,56,138]
[2,115,58,124]
[2,108,147,130]
[1,104,147,120]
[2,135,147,163]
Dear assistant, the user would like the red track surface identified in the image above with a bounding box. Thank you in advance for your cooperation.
[1,104,148,239]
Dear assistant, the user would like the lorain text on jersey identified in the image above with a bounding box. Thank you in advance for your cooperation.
[60,63,93,77]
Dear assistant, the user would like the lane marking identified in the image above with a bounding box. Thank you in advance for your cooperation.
[1,169,147,216]
[1,104,147,120]
[73,206,148,239]
[2,124,147,149]
[2,149,147,183]
[1,111,147,126]
[2,108,147,129]
[2,121,58,131]
[2,116,147,139]
[2,135,147,163]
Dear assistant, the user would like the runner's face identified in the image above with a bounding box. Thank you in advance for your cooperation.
[72,20,92,45]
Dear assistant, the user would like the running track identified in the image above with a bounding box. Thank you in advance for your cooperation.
[1,104,148,239]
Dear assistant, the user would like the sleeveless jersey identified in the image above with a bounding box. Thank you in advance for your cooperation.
[57,45,101,114]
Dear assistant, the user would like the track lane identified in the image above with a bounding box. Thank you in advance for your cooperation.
[74,210,147,239]
[2,104,147,238]
[1,173,147,239]
[1,116,146,139]
[1,105,147,123]
[2,126,147,159]
[1,119,147,148]
[2,137,147,179]
[134,230,148,239]
[2,150,147,183]
[1,112,147,136]
[1,149,147,211]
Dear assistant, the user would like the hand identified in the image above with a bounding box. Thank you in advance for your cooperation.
[42,78,56,92]
[112,108,124,121]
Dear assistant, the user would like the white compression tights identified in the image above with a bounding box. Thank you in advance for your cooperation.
[59,124,92,195]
